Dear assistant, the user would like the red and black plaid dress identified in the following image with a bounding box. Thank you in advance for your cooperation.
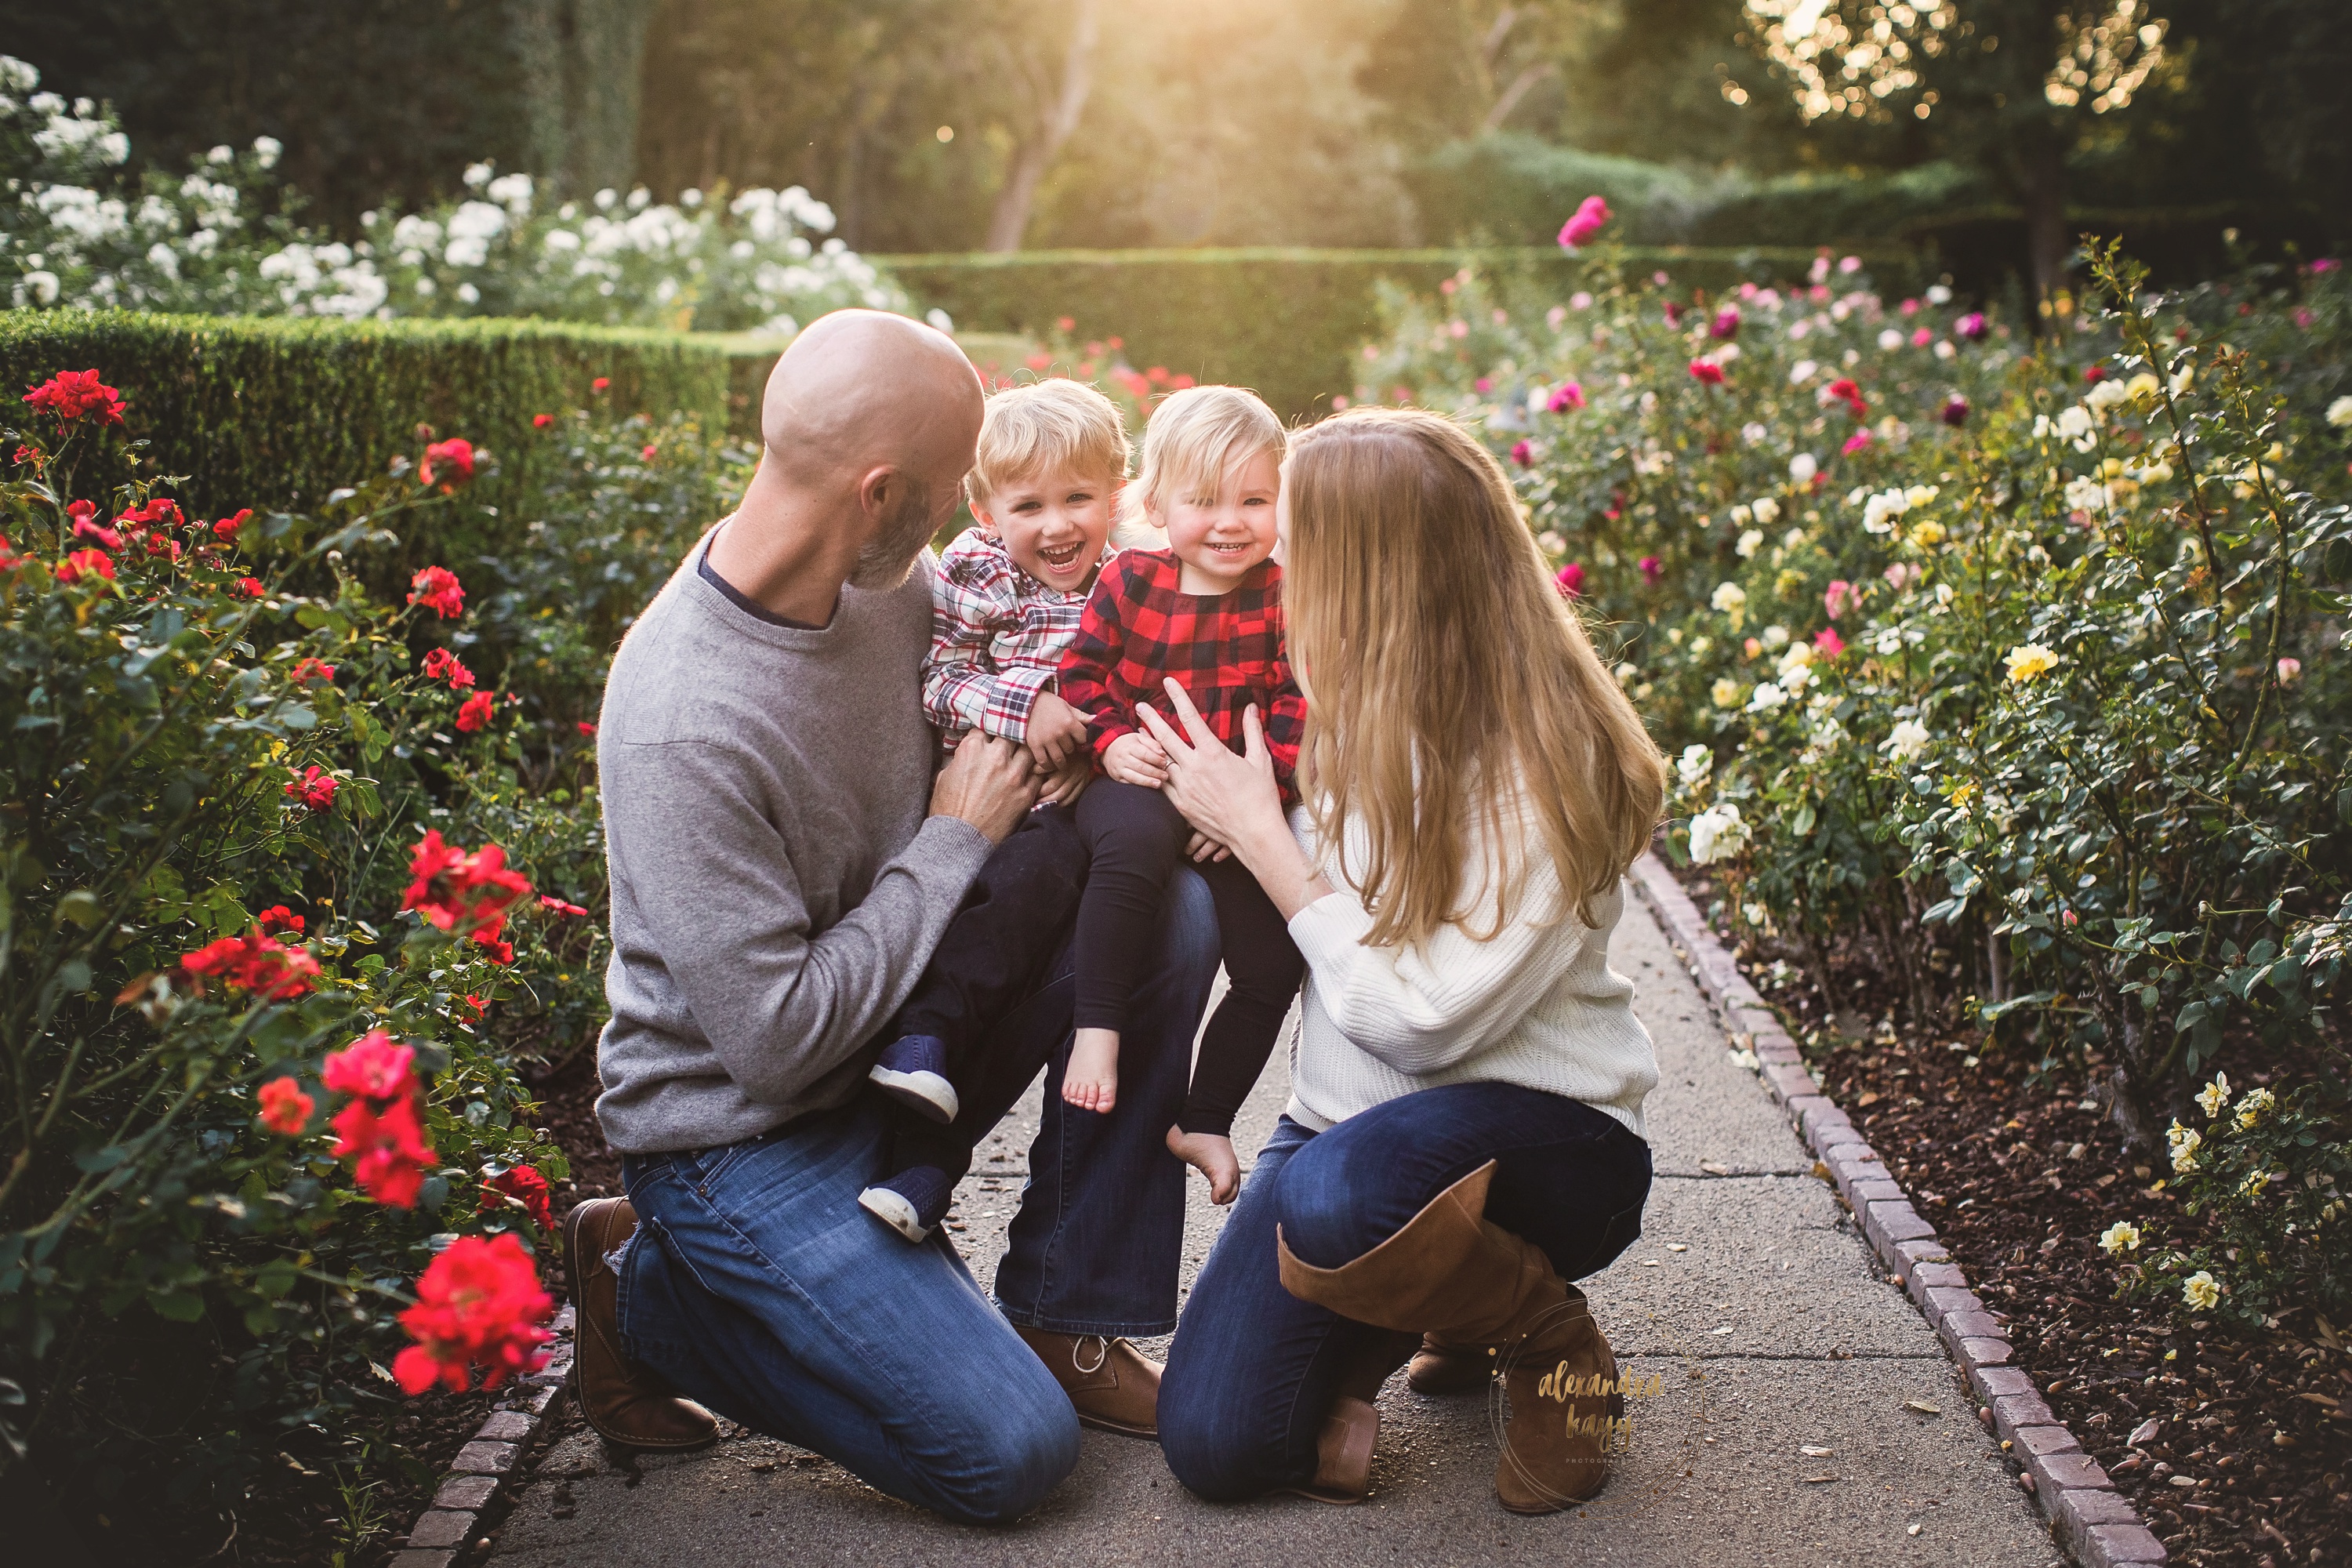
[1058,548,1308,801]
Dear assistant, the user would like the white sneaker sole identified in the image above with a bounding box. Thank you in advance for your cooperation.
[868,1065,959,1123]
[858,1185,933,1243]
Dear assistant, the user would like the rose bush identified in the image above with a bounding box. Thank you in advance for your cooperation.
[0,353,751,1553]
[1364,223,2352,1326]
[0,54,908,333]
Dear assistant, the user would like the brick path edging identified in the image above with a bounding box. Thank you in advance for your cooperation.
[1626,853,2169,1568]
[386,1303,577,1568]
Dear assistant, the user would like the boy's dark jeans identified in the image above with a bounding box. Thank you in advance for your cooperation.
[884,803,1087,1180]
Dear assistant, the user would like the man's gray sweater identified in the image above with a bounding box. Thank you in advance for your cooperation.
[592,529,993,1154]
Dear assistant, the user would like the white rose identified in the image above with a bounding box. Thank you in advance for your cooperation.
[1882,719,1930,761]
[1688,802,1750,865]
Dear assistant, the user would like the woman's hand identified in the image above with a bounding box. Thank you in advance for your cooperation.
[1138,679,1334,918]
[1136,681,1285,851]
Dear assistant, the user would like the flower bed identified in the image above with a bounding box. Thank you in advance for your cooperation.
[1365,218,2352,1562]
[0,363,750,1560]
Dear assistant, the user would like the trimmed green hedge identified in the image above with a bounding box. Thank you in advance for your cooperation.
[0,311,780,545]
[884,245,1926,420]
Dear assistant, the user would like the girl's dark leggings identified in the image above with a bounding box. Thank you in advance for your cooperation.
[1073,780,1305,1137]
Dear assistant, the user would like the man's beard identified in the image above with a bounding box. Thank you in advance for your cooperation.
[848,479,938,590]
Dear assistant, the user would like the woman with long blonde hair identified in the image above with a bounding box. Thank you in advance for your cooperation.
[1142,407,1667,1515]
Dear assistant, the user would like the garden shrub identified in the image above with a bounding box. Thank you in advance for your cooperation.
[885,243,1923,423]
[0,356,750,1555]
[0,307,760,575]
[1,56,903,333]
[1363,234,2352,1326]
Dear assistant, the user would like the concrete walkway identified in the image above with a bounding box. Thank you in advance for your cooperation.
[488,892,2060,1566]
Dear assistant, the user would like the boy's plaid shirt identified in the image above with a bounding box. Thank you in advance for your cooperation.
[922,528,1108,747]
[1059,548,1307,799]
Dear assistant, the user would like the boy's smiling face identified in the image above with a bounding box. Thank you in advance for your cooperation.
[975,465,1116,593]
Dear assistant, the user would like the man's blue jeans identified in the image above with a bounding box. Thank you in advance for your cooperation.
[1156,1081,1653,1501]
[614,866,1219,1523]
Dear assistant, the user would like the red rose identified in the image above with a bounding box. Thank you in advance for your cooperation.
[1509,439,1534,467]
[641,444,658,462]
[408,564,465,619]
[59,548,117,584]
[532,413,554,428]
[402,830,532,957]
[23,368,126,426]
[1555,561,1584,597]
[256,905,305,936]
[285,764,338,812]
[333,1093,434,1207]
[290,657,336,685]
[117,497,183,530]
[1688,359,1726,386]
[576,721,596,736]
[481,1163,554,1229]
[537,895,589,917]
[391,1233,554,1395]
[325,1029,417,1100]
[1823,378,1867,419]
[10,444,38,468]
[212,508,252,541]
[180,930,320,1000]
[455,691,495,732]
[591,376,610,392]
[234,576,266,598]
[460,993,488,1020]
[257,1076,314,1136]
[143,535,182,561]
[421,437,477,491]
[423,648,476,689]
[1639,555,1663,586]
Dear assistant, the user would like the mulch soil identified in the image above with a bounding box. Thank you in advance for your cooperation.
[1675,870,2352,1567]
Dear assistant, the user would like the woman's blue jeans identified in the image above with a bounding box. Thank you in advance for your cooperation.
[1157,1081,1653,1501]
[612,866,1220,1523]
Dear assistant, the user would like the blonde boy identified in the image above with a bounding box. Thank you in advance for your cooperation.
[860,376,1129,1243]
[923,377,1129,806]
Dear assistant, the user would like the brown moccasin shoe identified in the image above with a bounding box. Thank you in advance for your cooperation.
[1010,1324,1161,1438]
[564,1197,719,1451]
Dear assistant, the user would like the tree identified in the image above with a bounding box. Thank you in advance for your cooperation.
[510,0,663,198]
[984,0,1099,252]
[1740,1,2172,299]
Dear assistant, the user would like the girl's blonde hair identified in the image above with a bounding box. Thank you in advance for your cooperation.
[1283,407,1666,948]
[1116,384,1285,532]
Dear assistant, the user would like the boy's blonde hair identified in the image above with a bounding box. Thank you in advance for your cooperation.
[1116,385,1286,532]
[965,378,1131,511]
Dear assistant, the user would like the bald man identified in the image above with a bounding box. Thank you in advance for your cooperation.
[567,311,1221,1523]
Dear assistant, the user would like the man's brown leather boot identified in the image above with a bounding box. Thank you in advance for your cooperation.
[1405,1334,1492,1395]
[564,1197,720,1451]
[1010,1324,1161,1438]
[1274,1160,1626,1514]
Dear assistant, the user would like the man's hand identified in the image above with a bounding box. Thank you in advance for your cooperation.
[1039,753,1093,808]
[1102,731,1170,788]
[1024,691,1092,771]
[931,733,1039,844]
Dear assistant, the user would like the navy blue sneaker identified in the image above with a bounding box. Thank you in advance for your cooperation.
[858,1163,956,1243]
[867,1034,959,1123]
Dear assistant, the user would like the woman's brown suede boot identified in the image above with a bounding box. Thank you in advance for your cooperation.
[1405,1334,1492,1395]
[1273,1160,1626,1514]
[1280,1327,1419,1504]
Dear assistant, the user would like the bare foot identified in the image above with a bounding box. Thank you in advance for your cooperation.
[1063,1028,1120,1113]
[1167,1125,1240,1205]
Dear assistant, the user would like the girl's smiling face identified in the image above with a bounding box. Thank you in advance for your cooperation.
[976,466,1115,593]
[1160,447,1281,596]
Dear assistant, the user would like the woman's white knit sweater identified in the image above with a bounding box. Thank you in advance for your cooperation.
[1279,797,1659,1142]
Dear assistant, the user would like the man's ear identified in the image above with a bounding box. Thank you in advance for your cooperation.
[855,464,899,521]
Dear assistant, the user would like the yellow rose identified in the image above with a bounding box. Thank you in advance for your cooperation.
[1711,677,1741,710]
[2004,644,2060,683]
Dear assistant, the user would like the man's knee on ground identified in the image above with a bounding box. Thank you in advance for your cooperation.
[912,1364,1081,1524]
